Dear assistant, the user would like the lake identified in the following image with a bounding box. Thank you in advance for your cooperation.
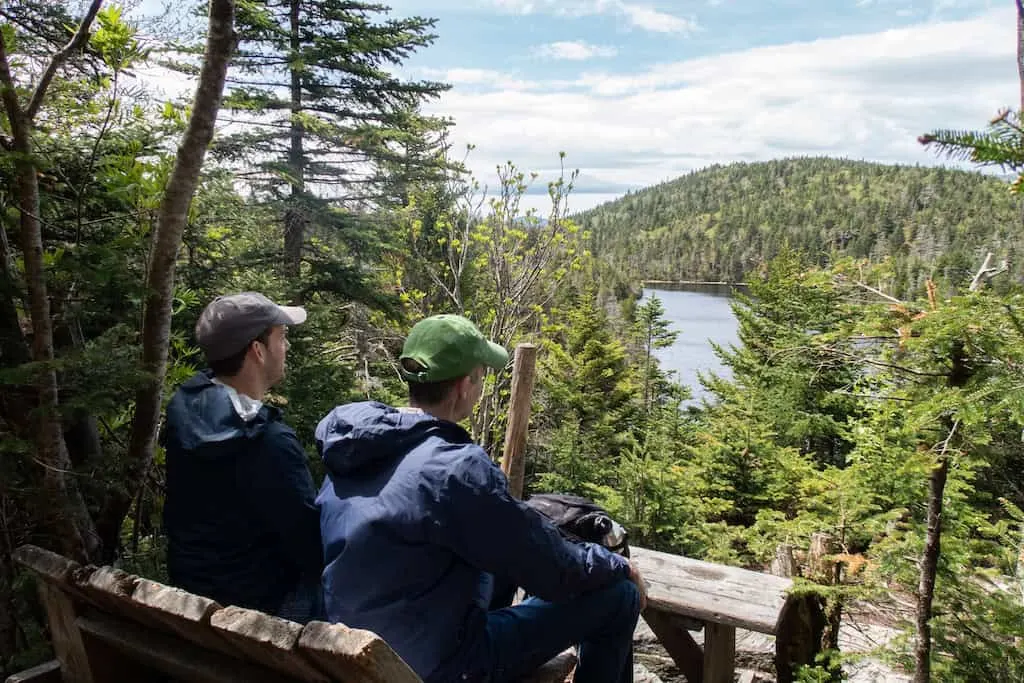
[640,284,741,404]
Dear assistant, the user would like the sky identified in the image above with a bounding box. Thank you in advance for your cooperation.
[136,0,1020,213]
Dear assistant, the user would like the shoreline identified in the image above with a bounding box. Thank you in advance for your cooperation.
[641,279,748,286]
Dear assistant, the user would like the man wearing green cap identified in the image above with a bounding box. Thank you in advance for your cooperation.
[316,314,644,683]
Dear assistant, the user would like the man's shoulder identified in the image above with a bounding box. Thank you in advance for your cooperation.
[421,437,505,492]
[260,413,301,446]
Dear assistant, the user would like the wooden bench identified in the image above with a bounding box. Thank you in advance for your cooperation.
[632,546,824,683]
[8,544,576,683]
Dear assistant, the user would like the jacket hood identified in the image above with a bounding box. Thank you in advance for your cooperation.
[163,371,275,452]
[316,401,470,477]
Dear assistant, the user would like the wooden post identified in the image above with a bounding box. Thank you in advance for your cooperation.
[500,343,538,500]
[771,544,797,578]
[807,533,837,583]
[641,609,703,683]
[776,594,826,683]
[703,622,736,683]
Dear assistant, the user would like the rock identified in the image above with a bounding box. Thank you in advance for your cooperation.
[633,661,665,683]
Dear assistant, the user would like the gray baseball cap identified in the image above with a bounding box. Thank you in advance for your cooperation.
[195,292,307,362]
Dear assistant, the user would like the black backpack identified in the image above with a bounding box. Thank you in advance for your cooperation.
[524,493,630,557]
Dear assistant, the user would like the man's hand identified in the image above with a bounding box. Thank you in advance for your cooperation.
[628,560,648,611]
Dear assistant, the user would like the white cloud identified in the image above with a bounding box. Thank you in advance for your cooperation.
[489,0,699,34]
[619,4,700,34]
[427,7,1018,212]
[533,41,618,60]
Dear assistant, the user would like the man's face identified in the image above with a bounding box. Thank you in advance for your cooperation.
[257,324,290,386]
[453,366,485,422]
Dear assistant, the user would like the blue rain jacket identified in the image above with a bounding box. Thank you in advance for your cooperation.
[316,401,630,679]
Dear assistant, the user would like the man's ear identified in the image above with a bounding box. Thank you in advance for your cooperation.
[454,374,473,399]
[249,340,264,364]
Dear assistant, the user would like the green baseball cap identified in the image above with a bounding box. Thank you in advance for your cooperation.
[399,314,509,383]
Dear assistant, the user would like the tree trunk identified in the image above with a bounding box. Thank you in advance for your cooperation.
[283,0,305,279]
[914,455,948,683]
[0,21,102,563]
[98,0,237,560]
[914,417,959,683]
[1017,0,1024,112]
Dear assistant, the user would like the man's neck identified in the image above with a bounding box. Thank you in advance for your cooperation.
[408,400,458,423]
[215,373,267,401]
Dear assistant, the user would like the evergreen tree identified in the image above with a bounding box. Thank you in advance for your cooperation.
[705,251,860,469]
[216,0,451,278]
[632,294,678,414]
[533,285,640,497]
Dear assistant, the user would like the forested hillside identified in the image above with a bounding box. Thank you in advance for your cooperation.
[580,158,1022,295]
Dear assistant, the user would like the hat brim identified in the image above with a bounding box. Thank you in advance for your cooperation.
[276,305,307,325]
[482,340,510,371]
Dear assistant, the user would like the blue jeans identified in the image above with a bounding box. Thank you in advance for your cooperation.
[428,578,640,683]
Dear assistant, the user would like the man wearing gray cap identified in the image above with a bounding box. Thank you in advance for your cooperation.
[160,292,323,623]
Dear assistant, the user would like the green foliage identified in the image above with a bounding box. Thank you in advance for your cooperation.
[206,0,452,294]
[920,109,1024,192]
[532,284,640,495]
[632,294,678,413]
[4,1,1024,680]
[577,157,1022,297]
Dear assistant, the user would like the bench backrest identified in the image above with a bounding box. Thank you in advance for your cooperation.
[12,544,421,683]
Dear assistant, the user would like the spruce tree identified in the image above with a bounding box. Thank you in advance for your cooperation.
[632,294,678,414]
[216,0,451,279]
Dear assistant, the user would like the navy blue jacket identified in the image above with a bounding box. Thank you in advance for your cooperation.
[316,401,630,680]
[161,371,322,616]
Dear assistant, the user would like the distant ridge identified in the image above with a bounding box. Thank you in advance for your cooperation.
[575,157,1021,296]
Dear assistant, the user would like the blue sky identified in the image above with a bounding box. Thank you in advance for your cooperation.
[138,0,1018,212]
[381,0,1017,212]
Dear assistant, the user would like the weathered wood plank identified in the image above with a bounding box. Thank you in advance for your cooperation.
[36,580,93,683]
[76,612,296,683]
[519,649,576,683]
[500,343,538,500]
[210,606,329,682]
[12,544,95,605]
[298,620,422,683]
[703,622,735,683]
[4,659,61,683]
[77,566,138,616]
[130,578,229,651]
[642,609,704,683]
[12,545,78,584]
[631,546,790,633]
[78,620,154,682]
[76,567,259,669]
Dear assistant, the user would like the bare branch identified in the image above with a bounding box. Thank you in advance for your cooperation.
[968,251,1008,292]
[847,278,905,305]
[26,0,105,122]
